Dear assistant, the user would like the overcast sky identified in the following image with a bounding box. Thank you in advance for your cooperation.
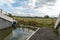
[0,0,60,17]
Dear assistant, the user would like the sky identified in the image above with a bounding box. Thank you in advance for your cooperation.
[0,0,60,17]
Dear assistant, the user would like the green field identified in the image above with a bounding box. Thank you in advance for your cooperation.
[13,17,57,28]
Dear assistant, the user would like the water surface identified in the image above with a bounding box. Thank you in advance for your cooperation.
[0,27,36,40]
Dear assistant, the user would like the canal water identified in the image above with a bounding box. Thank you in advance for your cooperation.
[0,27,36,40]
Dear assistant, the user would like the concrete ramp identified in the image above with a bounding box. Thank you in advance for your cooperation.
[27,28,58,40]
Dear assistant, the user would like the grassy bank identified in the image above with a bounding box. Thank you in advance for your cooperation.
[0,27,12,40]
[13,16,57,28]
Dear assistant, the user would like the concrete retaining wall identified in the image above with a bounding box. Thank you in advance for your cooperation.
[0,18,12,29]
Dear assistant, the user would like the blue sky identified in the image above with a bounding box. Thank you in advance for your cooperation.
[0,0,60,17]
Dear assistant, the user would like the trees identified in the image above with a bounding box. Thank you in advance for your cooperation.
[8,13,13,17]
[44,15,49,18]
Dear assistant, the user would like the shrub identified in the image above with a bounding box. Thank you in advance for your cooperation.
[44,15,49,18]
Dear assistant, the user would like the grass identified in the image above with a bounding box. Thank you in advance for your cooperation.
[13,16,57,28]
[0,27,12,40]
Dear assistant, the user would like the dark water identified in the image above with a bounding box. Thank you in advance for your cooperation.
[0,27,36,40]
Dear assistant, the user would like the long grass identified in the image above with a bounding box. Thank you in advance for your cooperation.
[13,17,57,28]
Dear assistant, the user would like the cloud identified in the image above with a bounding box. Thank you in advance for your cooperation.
[0,0,15,3]
[0,0,60,17]
[35,0,56,8]
[0,0,17,14]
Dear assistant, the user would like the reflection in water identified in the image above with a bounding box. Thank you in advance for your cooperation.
[8,27,36,40]
[0,27,12,40]
[0,27,36,40]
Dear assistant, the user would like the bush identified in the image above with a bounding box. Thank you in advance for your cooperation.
[44,15,49,18]
[26,21,38,26]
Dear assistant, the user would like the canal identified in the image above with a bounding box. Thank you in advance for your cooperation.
[0,27,37,40]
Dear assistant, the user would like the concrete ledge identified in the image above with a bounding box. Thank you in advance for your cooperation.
[26,28,40,40]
